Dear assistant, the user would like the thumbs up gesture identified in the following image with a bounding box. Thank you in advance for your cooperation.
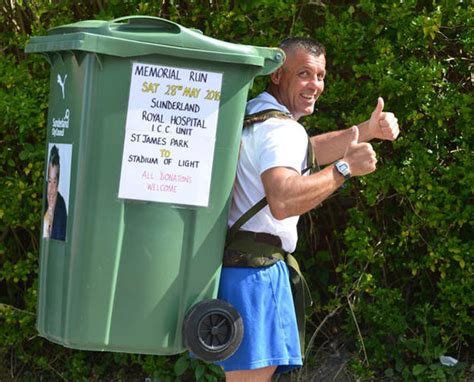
[343,126,377,177]
[369,97,399,141]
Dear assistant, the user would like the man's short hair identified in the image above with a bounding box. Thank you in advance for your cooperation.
[279,37,326,57]
[49,145,60,181]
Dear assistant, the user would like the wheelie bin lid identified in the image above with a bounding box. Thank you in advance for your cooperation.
[25,16,285,75]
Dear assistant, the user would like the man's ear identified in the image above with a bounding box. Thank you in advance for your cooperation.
[270,67,283,85]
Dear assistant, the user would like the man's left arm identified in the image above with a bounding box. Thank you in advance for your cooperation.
[311,97,400,165]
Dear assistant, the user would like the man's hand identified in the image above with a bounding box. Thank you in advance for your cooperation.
[368,97,399,141]
[343,126,377,176]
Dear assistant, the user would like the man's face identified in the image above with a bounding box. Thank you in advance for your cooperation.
[47,164,58,208]
[271,49,326,120]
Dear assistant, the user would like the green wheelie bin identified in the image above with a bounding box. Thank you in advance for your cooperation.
[25,16,284,361]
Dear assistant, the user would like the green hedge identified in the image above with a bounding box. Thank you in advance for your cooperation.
[1,1,472,380]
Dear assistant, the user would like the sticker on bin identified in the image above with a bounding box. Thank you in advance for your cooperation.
[119,62,223,207]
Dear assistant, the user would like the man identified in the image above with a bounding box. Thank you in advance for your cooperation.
[217,37,399,380]
[43,145,68,241]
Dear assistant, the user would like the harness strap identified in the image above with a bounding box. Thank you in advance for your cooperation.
[286,252,312,357]
[226,198,267,247]
[242,109,294,128]
[226,111,318,247]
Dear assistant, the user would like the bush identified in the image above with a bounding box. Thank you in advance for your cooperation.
[1,0,472,380]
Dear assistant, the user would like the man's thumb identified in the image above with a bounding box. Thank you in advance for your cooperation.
[349,125,359,145]
[374,97,384,116]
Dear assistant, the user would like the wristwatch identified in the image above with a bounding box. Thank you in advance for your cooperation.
[335,160,351,180]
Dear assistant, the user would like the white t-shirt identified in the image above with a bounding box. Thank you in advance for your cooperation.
[228,92,309,253]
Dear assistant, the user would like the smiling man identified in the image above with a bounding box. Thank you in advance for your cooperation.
[217,37,399,381]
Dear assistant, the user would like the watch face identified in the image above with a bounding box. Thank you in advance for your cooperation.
[336,161,350,178]
[338,163,349,172]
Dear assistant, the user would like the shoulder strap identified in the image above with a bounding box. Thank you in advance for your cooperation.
[226,109,319,247]
[243,109,293,128]
[226,197,267,246]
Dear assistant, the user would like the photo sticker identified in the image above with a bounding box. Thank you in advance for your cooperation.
[43,143,72,242]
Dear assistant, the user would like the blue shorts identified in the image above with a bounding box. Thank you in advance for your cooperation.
[216,260,302,373]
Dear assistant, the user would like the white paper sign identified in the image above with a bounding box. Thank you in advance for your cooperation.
[119,63,223,207]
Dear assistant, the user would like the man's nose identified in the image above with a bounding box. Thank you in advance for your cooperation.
[309,76,323,91]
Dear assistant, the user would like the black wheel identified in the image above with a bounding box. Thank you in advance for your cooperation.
[183,299,243,362]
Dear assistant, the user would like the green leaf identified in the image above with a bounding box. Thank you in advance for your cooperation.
[384,368,395,378]
[195,363,206,380]
[174,356,189,377]
[413,364,427,376]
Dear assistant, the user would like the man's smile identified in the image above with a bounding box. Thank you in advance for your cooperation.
[300,93,316,102]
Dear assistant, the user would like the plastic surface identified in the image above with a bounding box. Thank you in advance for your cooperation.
[26,16,283,355]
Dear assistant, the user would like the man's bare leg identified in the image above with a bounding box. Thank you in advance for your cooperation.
[225,366,277,382]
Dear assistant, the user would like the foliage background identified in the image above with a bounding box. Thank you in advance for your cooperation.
[0,0,472,380]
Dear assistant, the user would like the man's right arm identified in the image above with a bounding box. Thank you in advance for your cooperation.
[262,126,376,219]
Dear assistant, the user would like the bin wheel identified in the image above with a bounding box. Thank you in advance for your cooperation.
[183,299,243,362]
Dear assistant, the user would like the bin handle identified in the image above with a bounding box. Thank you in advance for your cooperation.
[110,16,181,33]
